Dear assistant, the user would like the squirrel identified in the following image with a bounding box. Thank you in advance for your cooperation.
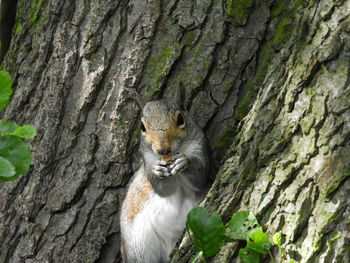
[120,85,210,263]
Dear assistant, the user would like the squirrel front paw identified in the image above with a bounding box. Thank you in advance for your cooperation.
[152,160,171,179]
[169,153,189,176]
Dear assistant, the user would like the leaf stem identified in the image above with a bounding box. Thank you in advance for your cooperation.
[191,251,203,263]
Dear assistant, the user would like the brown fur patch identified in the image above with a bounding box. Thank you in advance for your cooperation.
[142,114,184,153]
[125,168,153,222]
[160,155,172,163]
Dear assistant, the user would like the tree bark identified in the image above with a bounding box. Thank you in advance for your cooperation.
[0,0,349,263]
[171,0,350,262]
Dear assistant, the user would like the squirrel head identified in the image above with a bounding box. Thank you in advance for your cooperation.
[139,84,187,155]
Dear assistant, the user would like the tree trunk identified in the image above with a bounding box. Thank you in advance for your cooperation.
[0,0,349,263]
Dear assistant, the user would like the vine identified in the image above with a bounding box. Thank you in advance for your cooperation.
[0,70,36,183]
[186,207,294,263]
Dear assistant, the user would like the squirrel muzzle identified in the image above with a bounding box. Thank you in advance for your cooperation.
[153,140,171,155]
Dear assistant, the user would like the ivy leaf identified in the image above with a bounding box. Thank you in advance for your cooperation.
[186,207,226,257]
[273,232,282,246]
[0,136,32,181]
[239,247,260,263]
[226,211,262,241]
[10,125,37,139]
[0,71,13,111]
[246,229,272,254]
[0,156,16,177]
[0,120,37,139]
[0,120,18,134]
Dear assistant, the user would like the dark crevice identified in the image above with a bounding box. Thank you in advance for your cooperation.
[94,232,120,263]
[292,183,319,243]
[87,2,129,119]
[3,221,21,263]
[157,45,185,99]
[298,62,321,89]
[11,1,65,123]
[135,0,165,99]
[67,188,106,255]
[0,169,31,213]
[83,1,122,55]
[67,208,95,254]
[167,0,181,16]
[209,91,220,106]
[51,140,98,214]
[325,172,350,200]
[56,2,128,165]
[0,0,18,64]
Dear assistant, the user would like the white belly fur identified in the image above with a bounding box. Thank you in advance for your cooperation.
[121,171,200,263]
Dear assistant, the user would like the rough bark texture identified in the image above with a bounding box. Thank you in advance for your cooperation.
[0,0,349,263]
[172,0,350,262]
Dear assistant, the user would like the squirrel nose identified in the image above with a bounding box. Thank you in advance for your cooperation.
[154,140,171,155]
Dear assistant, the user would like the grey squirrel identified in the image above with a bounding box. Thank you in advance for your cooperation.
[120,85,210,263]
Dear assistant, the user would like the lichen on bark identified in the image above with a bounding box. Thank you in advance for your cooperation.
[172,0,350,262]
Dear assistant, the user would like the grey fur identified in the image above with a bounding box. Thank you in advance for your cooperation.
[121,89,210,263]
[142,101,173,130]
[141,106,209,196]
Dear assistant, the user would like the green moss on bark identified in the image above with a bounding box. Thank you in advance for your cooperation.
[181,30,197,46]
[214,127,235,151]
[272,17,293,50]
[226,0,254,25]
[234,43,275,120]
[29,0,47,27]
[270,0,307,50]
[14,22,24,35]
[143,44,182,98]
[234,0,306,121]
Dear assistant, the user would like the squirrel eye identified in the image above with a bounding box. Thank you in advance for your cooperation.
[141,122,146,132]
[176,113,185,128]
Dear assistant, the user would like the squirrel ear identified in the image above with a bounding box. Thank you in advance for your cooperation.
[177,82,187,111]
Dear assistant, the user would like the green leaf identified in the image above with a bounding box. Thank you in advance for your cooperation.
[0,120,37,139]
[191,251,203,263]
[186,207,226,257]
[273,232,282,246]
[239,247,260,263]
[0,71,13,111]
[0,136,32,181]
[247,229,272,254]
[0,120,18,134]
[11,125,37,139]
[0,156,16,177]
[226,211,262,241]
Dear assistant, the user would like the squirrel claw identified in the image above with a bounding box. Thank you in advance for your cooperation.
[170,154,188,175]
[152,163,171,179]
[171,153,185,162]
[156,160,168,166]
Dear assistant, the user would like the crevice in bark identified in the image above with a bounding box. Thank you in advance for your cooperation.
[293,184,319,242]
[67,191,102,254]
[1,0,349,262]
[167,0,181,16]
[2,223,20,263]
[0,0,18,63]
[157,45,185,99]
[95,232,120,263]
